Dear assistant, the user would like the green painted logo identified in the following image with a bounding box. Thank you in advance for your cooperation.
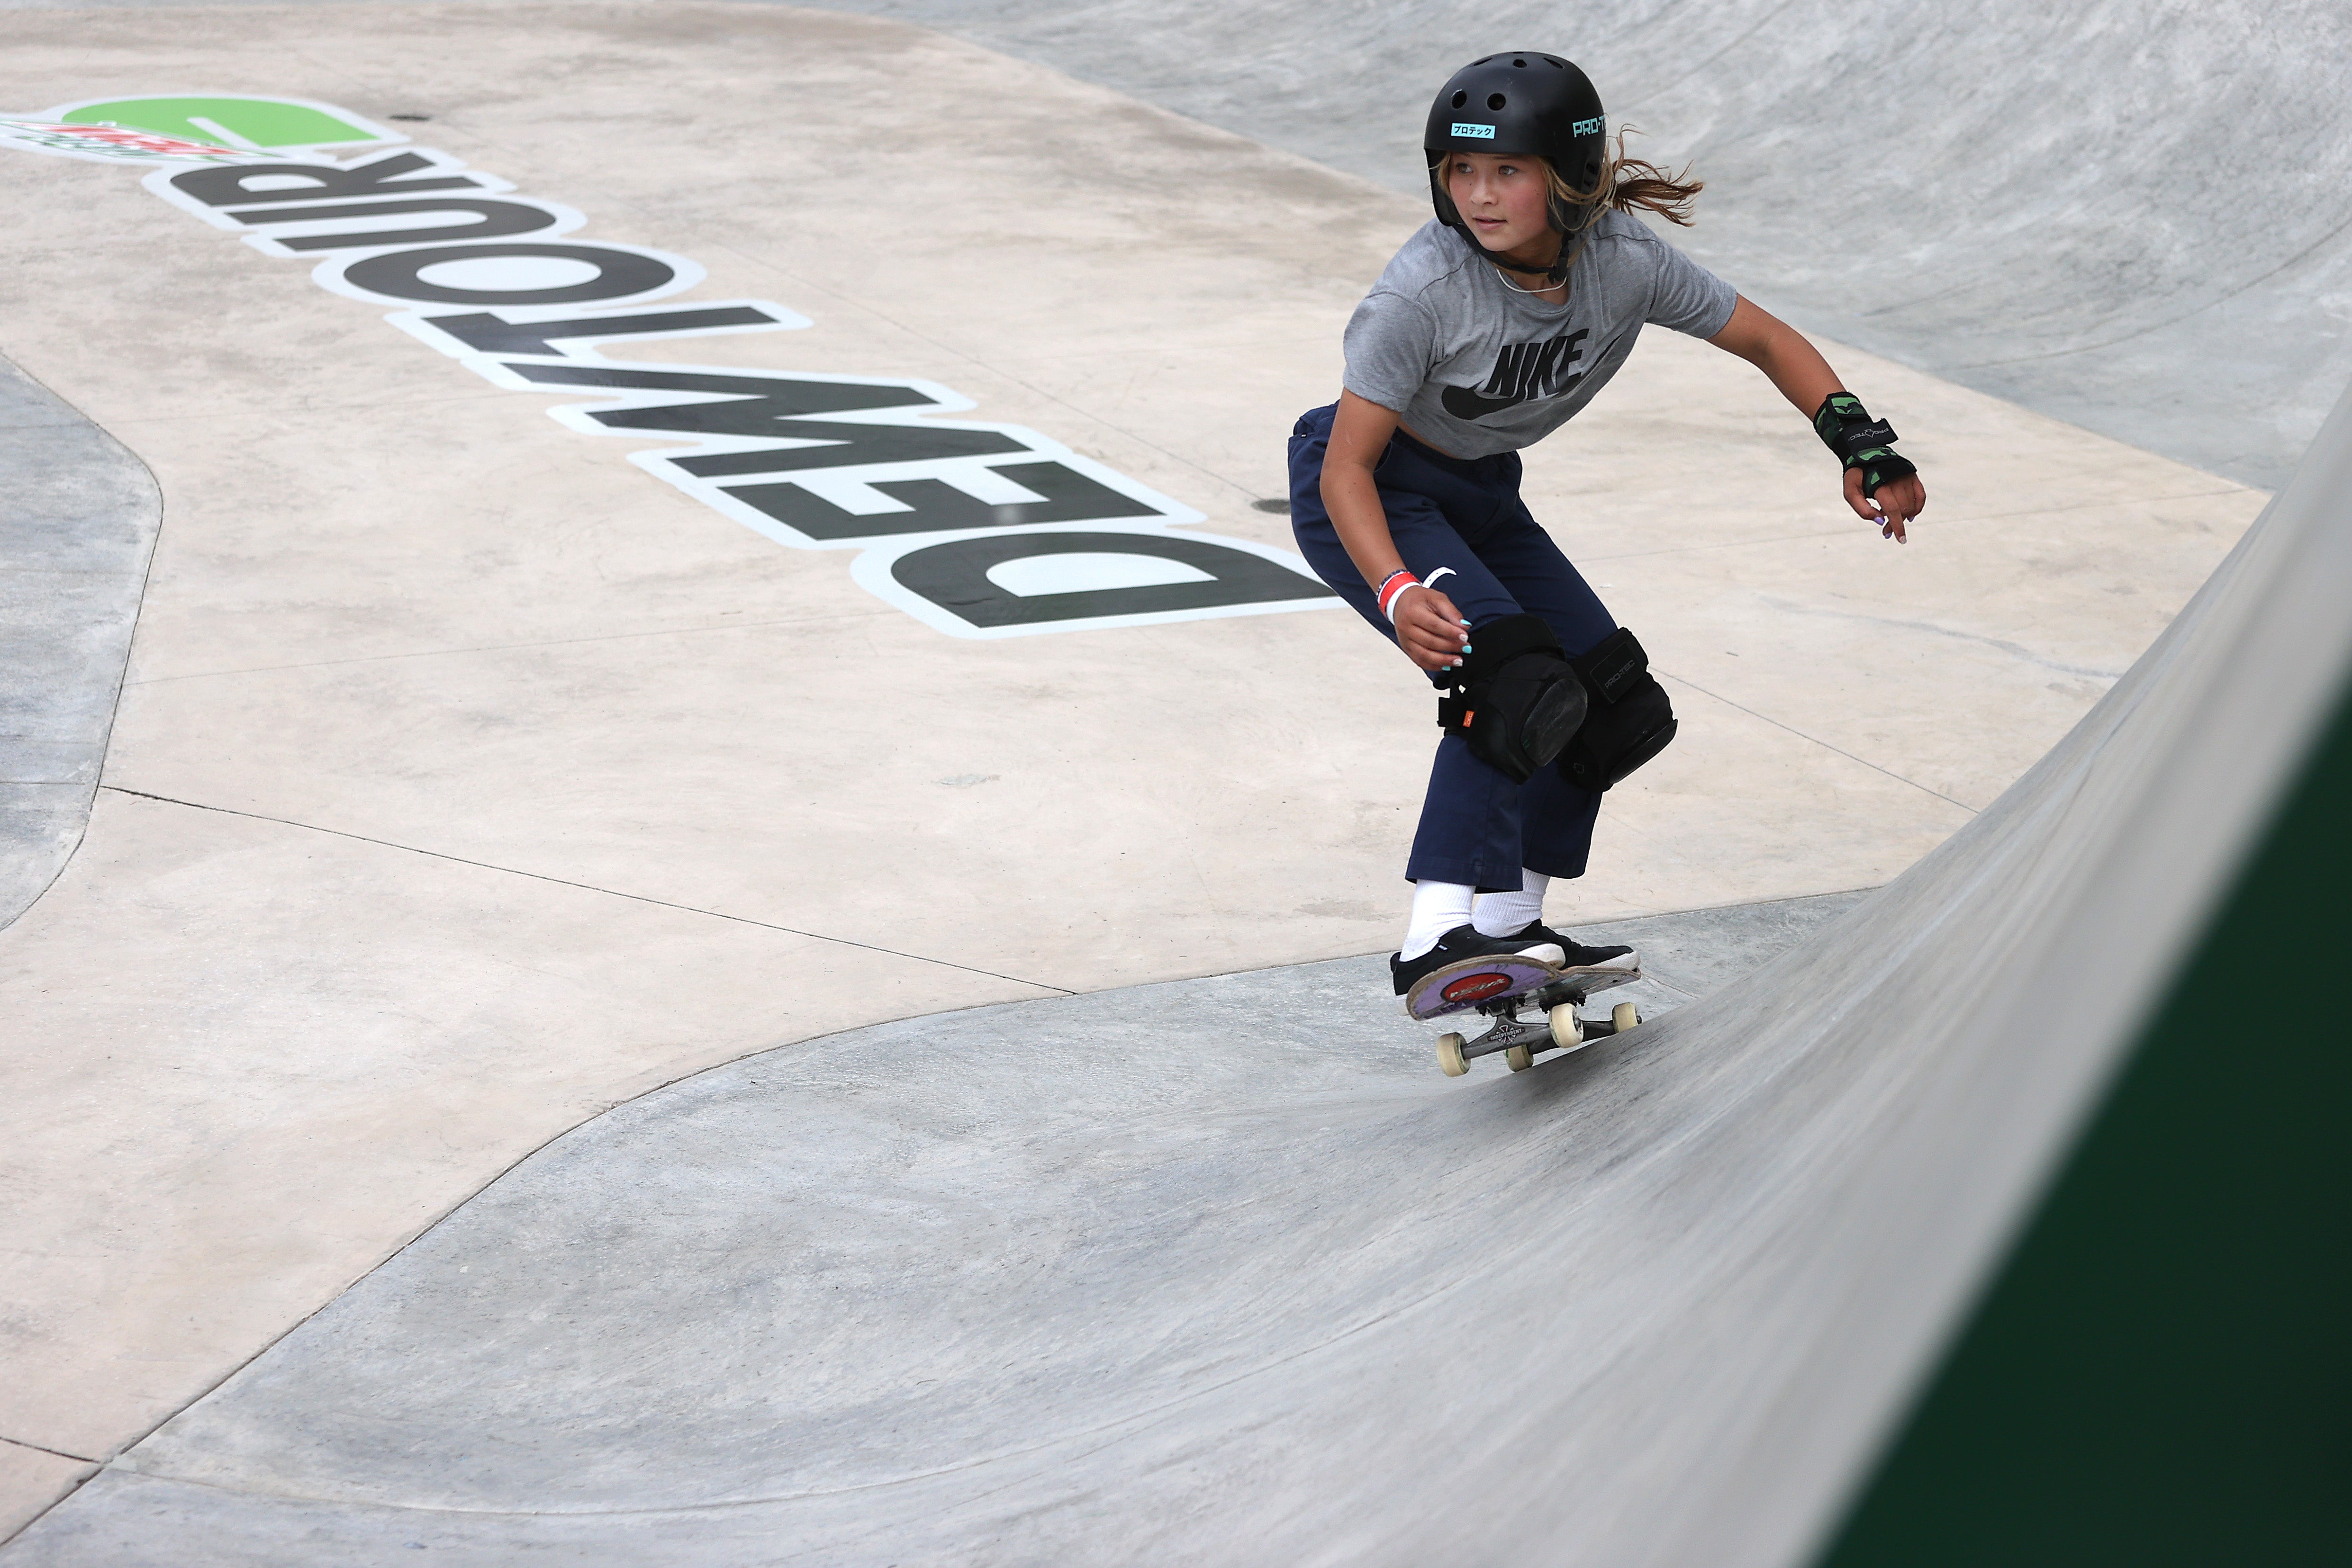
[0,93,398,163]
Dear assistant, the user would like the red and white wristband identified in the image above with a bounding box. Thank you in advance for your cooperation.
[1376,569,1420,623]
[1377,566,1455,623]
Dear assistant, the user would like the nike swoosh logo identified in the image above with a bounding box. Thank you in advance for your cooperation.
[1440,368,1586,422]
[1440,384,1527,420]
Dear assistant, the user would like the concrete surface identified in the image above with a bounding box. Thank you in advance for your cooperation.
[0,0,2321,1556]
[0,353,160,928]
[6,893,1864,1562]
[797,0,2352,491]
[0,1451,92,1555]
[31,0,2336,484]
[13,369,2350,1564]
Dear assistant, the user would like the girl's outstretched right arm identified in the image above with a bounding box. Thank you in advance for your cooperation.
[1321,390,1471,672]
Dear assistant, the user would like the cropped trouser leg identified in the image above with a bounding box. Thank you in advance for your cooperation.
[1287,402,1616,892]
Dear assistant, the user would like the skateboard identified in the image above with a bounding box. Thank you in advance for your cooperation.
[1402,953,1644,1078]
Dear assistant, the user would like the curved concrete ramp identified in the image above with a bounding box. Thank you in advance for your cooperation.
[814,0,2352,489]
[0,354,159,928]
[18,388,2351,1563]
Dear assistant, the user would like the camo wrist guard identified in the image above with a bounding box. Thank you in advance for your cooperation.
[1813,392,1918,498]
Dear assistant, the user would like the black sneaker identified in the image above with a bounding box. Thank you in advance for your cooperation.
[1390,923,1568,996]
[1499,921,1638,975]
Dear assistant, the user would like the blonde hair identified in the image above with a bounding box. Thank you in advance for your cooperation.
[1547,127,1704,229]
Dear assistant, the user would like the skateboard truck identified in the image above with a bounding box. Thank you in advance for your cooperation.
[1437,978,1642,1078]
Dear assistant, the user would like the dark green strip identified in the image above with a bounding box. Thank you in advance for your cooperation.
[1815,677,2352,1565]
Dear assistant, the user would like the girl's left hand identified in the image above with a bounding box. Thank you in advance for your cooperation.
[1846,467,1926,543]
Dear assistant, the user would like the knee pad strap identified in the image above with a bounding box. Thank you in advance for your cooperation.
[1436,613,1589,784]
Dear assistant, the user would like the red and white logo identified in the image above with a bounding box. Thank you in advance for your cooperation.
[1441,971,1515,1004]
[0,119,251,162]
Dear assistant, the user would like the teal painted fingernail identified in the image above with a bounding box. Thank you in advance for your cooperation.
[1462,642,1473,652]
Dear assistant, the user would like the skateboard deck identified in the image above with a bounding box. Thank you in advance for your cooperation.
[1403,953,1646,1079]
[1401,952,1565,1021]
[1402,953,1639,1021]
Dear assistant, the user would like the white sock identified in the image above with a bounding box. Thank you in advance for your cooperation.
[1400,880,1476,960]
[1474,870,1550,937]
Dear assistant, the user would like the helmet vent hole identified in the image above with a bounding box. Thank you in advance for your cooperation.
[1451,90,1468,108]
[1487,92,1507,110]
[1512,57,1527,67]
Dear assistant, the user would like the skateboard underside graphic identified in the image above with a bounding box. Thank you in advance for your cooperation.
[1404,955,1645,1078]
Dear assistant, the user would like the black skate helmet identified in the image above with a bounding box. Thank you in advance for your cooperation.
[1424,53,1608,284]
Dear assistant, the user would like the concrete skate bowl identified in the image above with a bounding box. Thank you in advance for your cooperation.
[811,0,2352,490]
[0,1,2343,1559]
[13,324,2346,1558]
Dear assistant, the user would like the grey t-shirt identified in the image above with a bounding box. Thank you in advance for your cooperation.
[1342,213,1738,459]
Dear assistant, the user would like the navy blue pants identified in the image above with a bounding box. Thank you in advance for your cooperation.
[1288,402,1614,892]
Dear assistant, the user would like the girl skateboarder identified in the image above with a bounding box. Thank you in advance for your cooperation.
[1289,52,1926,1003]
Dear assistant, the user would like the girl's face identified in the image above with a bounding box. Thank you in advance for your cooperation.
[1444,152,1553,259]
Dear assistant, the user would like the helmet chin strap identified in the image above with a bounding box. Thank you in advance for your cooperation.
[1429,158,1604,289]
[1475,234,1569,290]
[1462,196,1599,288]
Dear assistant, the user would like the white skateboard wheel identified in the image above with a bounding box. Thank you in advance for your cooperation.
[1548,1004,1583,1050]
[1505,1044,1534,1072]
[1612,1001,1639,1035]
[1438,1033,1469,1077]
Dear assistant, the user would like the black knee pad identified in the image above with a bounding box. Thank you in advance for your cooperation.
[1559,627,1678,791]
[1436,613,1588,783]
